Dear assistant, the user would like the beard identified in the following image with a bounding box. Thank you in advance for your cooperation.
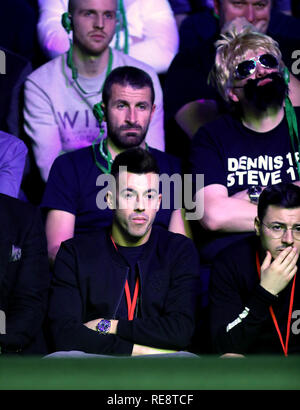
[107,123,148,149]
[243,72,288,111]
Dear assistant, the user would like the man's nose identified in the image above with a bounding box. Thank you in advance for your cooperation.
[93,13,104,29]
[282,228,294,246]
[126,108,136,124]
[134,195,145,211]
[255,62,269,77]
[244,5,255,23]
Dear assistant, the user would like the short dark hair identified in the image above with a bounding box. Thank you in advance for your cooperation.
[68,0,76,14]
[102,66,155,107]
[258,183,300,221]
[110,147,159,179]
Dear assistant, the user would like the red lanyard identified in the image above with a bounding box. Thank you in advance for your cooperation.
[111,236,139,321]
[256,251,296,356]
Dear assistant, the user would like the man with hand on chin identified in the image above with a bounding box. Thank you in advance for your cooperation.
[47,148,199,356]
[210,183,300,355]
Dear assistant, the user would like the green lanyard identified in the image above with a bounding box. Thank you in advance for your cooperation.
[283,68,300,179]
[285,94,300,179]
[93,138,113,174]
[115,0,129,54]
[67,46,113,95]
[93,138,150,174]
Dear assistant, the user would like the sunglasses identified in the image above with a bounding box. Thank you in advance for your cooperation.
[234,53,279,80]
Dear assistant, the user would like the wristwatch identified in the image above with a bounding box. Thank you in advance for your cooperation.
[96,319,111,335]
[247,185,262,203]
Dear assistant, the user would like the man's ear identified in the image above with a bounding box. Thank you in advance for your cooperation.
[150,104,156,123]
[101,102,107,122]
[254,217,261,236]
[106,190,115,210]
[156,193,162,211]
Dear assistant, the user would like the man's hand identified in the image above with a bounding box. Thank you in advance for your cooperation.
[260,247,298,295]
[220,353,245,359]
[84,319,118,334]
[221,17,255,35]
[221,16,266,35]
[132,344,177,356]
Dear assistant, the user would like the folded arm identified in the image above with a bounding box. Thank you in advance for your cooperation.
[197,184,257,232]
[48,243,133,355]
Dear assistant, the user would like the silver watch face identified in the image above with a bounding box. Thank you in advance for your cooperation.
[249,193,259,203]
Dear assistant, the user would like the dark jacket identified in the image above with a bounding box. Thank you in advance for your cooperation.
[48,226,200,355]
[210,236,300,355]
[0,193,50,354]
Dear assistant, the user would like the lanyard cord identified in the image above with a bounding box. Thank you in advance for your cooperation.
[115,0,129,54]
[92,137,112,174]
[284,67,300,179]
[125,279,139,321]
[67,43,114,174]
[110,235,139,321]
[256,251,296,356]
[285,95,300,179]
[67,44,113,95]
[93,139,149,174]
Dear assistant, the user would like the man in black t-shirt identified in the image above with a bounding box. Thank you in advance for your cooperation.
[190,28,300,261]
[210,183,300,355]
[47,148,200,356]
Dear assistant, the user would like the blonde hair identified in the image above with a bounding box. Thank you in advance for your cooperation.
[209,27,284,102]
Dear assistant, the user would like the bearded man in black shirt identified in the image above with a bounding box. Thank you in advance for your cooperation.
[190,28,300,262]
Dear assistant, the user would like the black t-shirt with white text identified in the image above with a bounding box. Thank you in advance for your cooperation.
[190,107,300,261]
[191,107,300,195]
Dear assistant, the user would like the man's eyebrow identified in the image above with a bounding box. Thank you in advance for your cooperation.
[120,188,136,194]
[268,221,300,225]
[113,99,128,105]
[144,188,158,194]
[120,188,158,194]
[113,100,150,105]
